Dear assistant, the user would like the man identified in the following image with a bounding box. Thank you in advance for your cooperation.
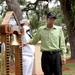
[20,19,35,75]
[22,12,66,75]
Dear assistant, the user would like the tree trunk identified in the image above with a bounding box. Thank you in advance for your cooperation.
[67,20,75,59]
[59,0,75,59]
[6,0,23,22]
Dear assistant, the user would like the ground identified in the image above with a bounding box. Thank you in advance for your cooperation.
[0,59,75,74]
[62,59,75,71]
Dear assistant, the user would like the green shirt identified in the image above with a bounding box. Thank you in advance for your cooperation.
[28,25,66,57]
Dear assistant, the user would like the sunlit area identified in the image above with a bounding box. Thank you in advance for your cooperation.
[26,0,36,3]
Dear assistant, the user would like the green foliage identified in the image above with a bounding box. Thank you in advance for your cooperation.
[30,15,39,30]
[70,1,75,12]
[0,1,9,17]
[0,18,3,24]
[0,0,4,4]
[30,14,46,30]
[18,0,26,5]
[70,0,75,19]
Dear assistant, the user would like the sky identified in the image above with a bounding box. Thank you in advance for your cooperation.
[26,0,36,3]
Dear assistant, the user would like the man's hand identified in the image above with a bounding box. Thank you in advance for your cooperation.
[22,42,28,46]
[62,58,66,65]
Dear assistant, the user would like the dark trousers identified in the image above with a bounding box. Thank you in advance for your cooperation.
[41,51,62,75]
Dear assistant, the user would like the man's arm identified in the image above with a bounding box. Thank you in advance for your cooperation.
[22,28,41,46]
[59,27,66,64]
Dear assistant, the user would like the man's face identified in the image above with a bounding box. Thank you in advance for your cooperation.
[47,18,55,26]
[24,22,31,28]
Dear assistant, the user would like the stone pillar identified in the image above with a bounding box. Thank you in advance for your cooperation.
[33,41,43,75]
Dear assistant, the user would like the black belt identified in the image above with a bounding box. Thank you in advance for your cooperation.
[43,50,61,54]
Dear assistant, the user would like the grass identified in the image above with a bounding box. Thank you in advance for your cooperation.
[63,63,75,75]
[62,53,75,75]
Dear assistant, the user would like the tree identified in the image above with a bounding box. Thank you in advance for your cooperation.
[5,0,75,59]
[6,0,23,22]
[59,0,75,59]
